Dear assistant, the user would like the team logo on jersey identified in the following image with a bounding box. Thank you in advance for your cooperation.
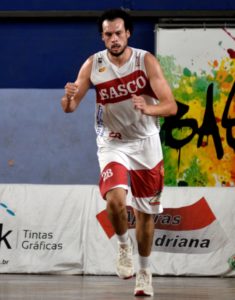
[99,67,106,73]
[149,165,164,206]
[95,70,156,104]
[149,192,162,206]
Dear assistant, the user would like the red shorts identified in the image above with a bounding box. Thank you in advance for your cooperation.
[97,133,164,214]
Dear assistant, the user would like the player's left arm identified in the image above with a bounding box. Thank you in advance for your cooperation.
[131,52,178,116]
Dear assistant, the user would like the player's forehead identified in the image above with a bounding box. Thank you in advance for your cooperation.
[102,18,125,33]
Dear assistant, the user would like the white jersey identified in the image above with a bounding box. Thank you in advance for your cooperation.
[90,47,160,143]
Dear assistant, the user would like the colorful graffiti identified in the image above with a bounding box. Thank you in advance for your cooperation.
[158,29,235,187]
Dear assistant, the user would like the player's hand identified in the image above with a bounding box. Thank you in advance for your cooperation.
[61,82,79,113]
[131,94,152,115]
[61,82,78,113]
[64,82,79,100]
[61,95,72,113]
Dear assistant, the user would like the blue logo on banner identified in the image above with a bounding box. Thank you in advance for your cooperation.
[0,202,15,216]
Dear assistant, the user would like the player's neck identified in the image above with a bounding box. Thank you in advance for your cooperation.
[108,47,132,67]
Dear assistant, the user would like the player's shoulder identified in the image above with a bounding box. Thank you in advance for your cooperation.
[130,47,157,64]
[92,49,107,59]
[79,55,94,76]
[131,47,155,63]
[143,51,159,65]
[130,47,148,55]
[83,54,96,68]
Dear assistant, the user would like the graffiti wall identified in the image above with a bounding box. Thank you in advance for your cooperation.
[156,28,235,186]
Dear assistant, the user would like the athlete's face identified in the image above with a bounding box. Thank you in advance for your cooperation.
[101,18,130,57]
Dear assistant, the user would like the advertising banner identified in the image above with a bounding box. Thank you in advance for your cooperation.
[1,184,234,276]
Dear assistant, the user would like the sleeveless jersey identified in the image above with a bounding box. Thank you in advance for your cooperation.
[90,47,160,142]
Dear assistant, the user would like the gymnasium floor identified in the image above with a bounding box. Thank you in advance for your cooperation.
[0,274,234,300]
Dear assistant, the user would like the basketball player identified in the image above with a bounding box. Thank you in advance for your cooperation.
[61,9,177,296]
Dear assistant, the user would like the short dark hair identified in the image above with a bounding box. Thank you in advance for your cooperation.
[98,9,133,35]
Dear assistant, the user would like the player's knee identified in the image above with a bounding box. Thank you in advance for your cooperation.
[106,189,126,214]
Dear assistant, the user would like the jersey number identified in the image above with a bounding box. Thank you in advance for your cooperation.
[102,168,113,182]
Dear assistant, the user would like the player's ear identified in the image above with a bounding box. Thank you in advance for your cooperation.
[126,30,131,39]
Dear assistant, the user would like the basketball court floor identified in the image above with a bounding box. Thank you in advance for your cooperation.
[0,274,234,299]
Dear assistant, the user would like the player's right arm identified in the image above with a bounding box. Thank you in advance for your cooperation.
[61,55,93,113]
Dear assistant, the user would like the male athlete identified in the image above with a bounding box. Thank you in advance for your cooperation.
[61,9,177,296]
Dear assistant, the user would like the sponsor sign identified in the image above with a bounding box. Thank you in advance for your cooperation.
[97,197,228,254]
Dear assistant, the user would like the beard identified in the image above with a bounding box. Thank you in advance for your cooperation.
[108,44,127,57]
